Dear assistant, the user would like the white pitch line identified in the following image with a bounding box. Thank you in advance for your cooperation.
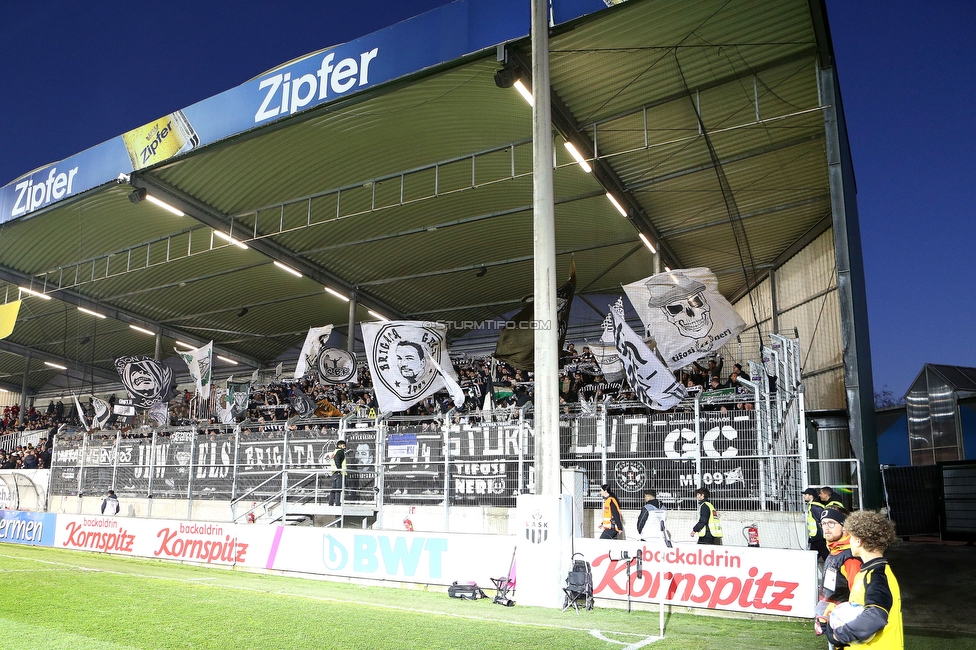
[0,551,661,645]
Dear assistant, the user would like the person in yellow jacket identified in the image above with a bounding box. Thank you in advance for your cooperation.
[820,486,845,510]
[821,510,902,649]
[328,440,347,506]
[690,487,723,545]
[599,483,624,539]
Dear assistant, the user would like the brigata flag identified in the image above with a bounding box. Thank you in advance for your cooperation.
[494,260,576,371]
[623,268,745,371]
[176,341,213,400]
[361,321,464,414]
[608,299,687,410]
[295,325,333,379]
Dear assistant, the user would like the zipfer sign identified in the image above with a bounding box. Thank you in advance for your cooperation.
[576,538,816,617]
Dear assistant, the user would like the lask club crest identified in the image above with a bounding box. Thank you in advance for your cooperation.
[525,510,548,544]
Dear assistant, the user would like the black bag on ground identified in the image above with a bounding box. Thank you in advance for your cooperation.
[448,582,487,600]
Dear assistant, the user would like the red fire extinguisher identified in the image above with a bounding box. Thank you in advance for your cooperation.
[743,523,760,547]
[403,517,414,531]
[246,512,256,524]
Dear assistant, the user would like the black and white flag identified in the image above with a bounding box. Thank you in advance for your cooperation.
[609,299,687,410]
[317,348,358,385]
[115,355,176,409]
[91,395,112,429]
[361,321,464,414]
[289,385,316,419]
[295,325,333,379]
[623,268,745,370]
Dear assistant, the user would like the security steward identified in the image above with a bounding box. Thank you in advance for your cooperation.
[328,440,347,506]
[820,486,845,510]
[599,483,624,539]
[805,487,828,560]
[690,487,723,545]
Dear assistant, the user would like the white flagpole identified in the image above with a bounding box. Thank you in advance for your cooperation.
[531,0,559,497]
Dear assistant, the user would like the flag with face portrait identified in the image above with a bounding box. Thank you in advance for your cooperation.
[115,355,176,409]
[361,321,464,414]
[176,341,213,400]
[623,268,745,371]
[609,299,687,410]
[295,325,333,379]
[289,385,316,419]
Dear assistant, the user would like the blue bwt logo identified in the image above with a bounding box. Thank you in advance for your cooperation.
[322,533,448,578]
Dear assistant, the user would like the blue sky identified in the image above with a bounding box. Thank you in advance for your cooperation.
[1,1,973,397]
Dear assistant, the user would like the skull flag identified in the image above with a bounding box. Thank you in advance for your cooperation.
[115,355,176,409]
[362,321,464,414]
[623,268,745,371]
[608,300,687,410]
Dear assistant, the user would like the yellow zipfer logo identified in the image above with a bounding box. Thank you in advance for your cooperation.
[122,110,199,170]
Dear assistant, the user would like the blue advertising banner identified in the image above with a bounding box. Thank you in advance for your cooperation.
[0,510,56,547]
[0,0,608,224]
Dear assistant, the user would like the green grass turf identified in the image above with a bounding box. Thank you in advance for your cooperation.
[0,544,965,649]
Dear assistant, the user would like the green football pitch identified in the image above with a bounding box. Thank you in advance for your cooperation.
[0,544,952,649]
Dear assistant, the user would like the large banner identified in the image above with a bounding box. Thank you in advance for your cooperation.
[623,268,746,370]
[576,537,817,618]
[362,321,464,414]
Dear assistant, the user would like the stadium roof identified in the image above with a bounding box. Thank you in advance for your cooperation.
[0,0,845,397]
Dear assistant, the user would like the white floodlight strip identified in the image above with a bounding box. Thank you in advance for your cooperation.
[367,309,388,322]
[144,194,185,217]
[128,324,155,336]
[606,192,628,217]
[513,79,533,106]
[325,287,350,302]
[638,233,657,254]
[664,266,672,272]
[77,306,107,319]
[213,230,248,249]
[19,286,52,300]
[216,355,238,365]
[273,261,303,278]
[175,341,195,350]
[563,142,592,173]
[44,361,67,370]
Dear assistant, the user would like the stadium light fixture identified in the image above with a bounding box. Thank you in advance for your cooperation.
[638,233,657,254]
[563,142,592,173]
[367,309,388,322]
[128,324,155,336]
[513,80,533,106]
[144,194,185,217]
[175,340,195,350]
[19,286,52,300]
[44,361,67,370]
[213,230,248,249]
[325,287,350,302]
[664,266,671,272]
[273,261,303,278]
[216,355,238,365]
[77,306,107,319]
[606,193,628,217]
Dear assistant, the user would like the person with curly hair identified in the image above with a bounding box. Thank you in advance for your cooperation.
[822,510,902,649]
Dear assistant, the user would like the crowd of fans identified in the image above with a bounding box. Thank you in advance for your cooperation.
[0,341,758,441]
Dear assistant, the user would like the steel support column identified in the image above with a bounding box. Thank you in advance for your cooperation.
[820,65,880,508]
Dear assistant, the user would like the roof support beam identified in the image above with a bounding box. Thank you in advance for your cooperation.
[0,266,260,368]
[0,339,120,385]
[506,47,684,272]
[129,174,404,320]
